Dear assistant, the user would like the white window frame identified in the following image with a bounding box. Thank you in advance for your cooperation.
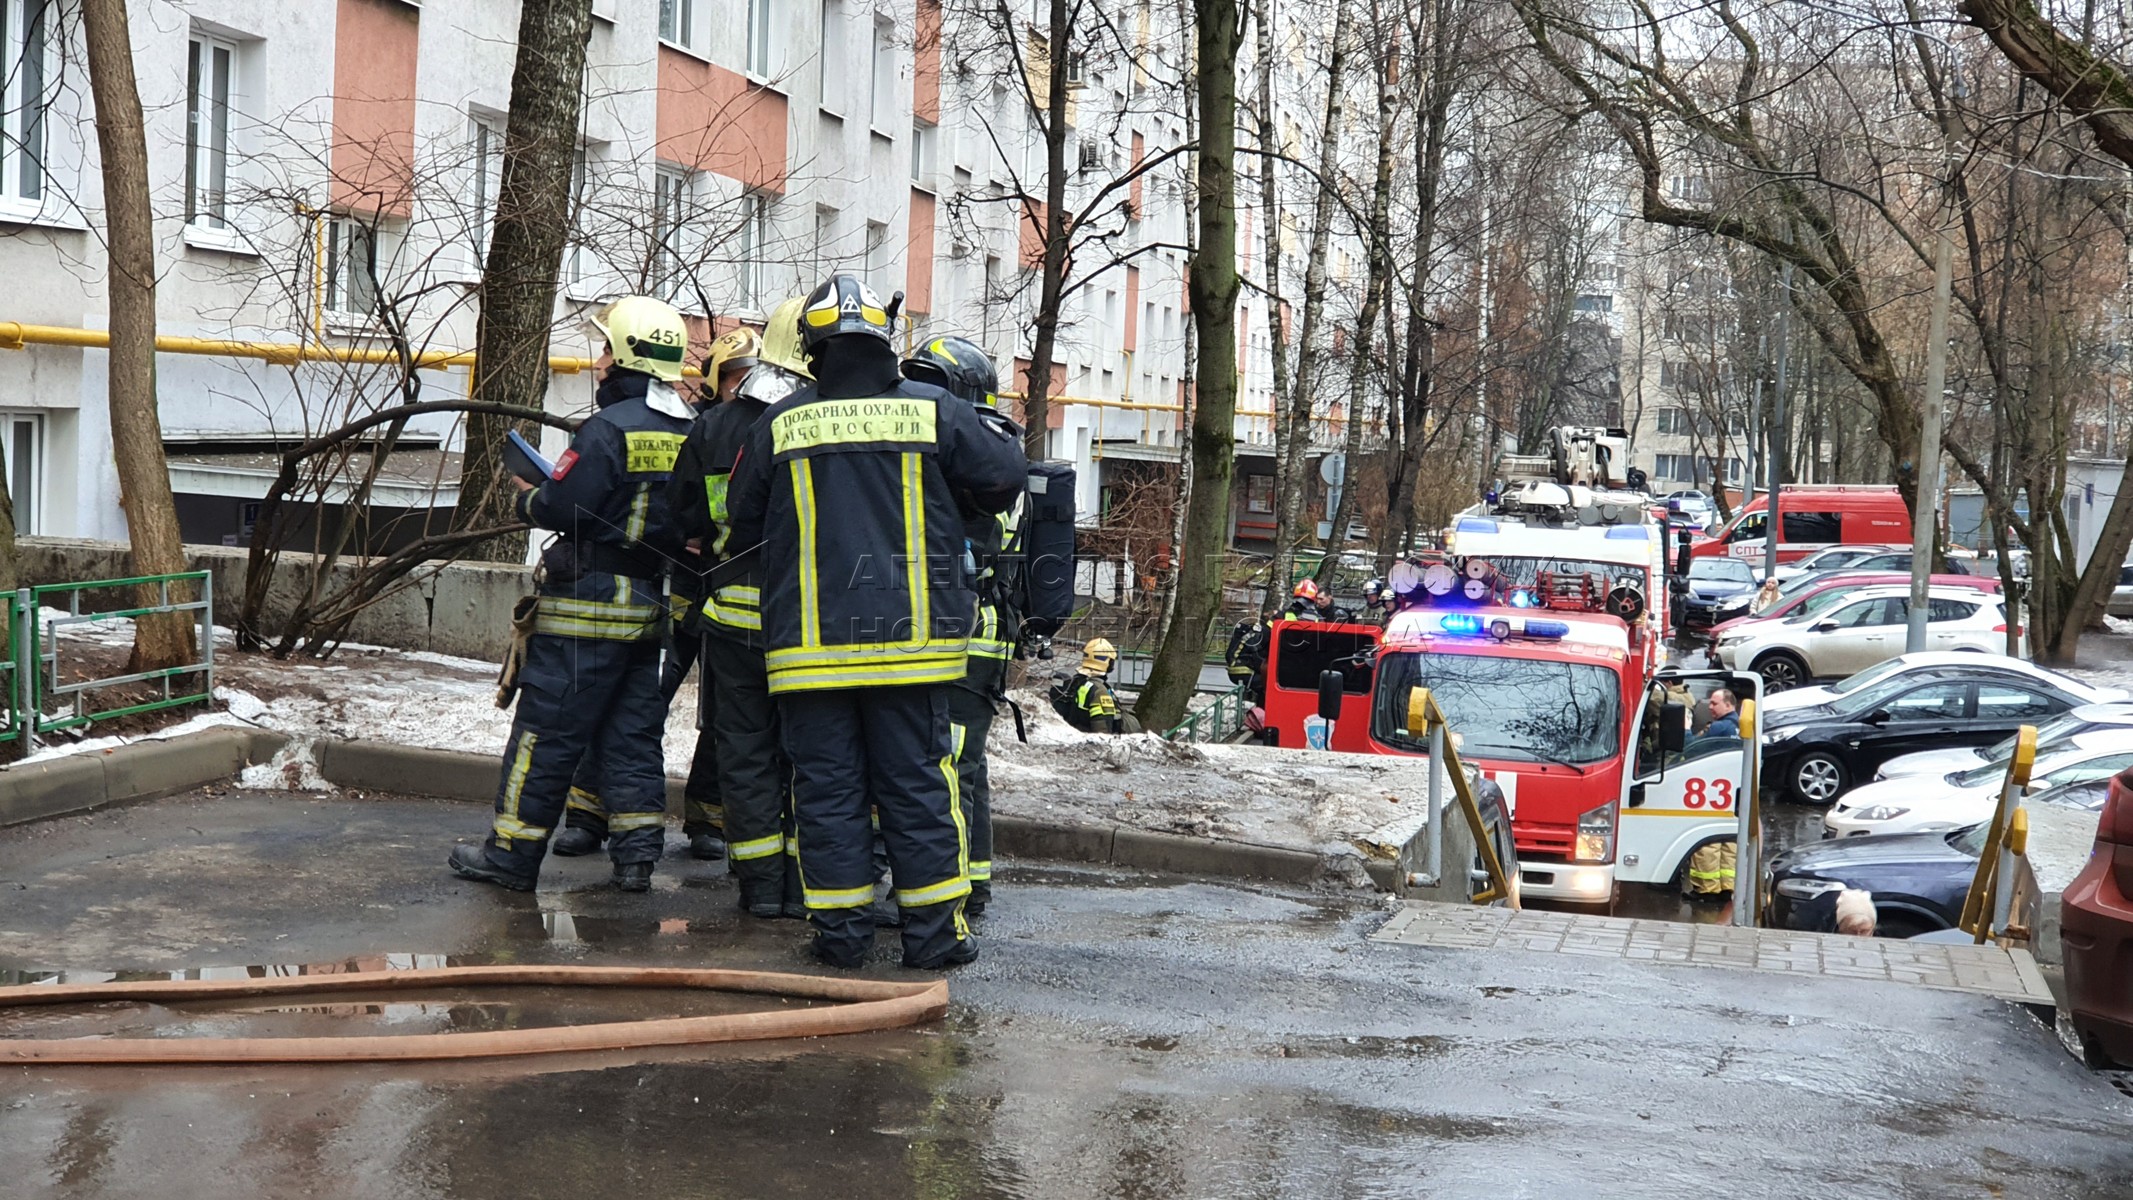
[659,0,697,52]
[651,165,688,302]
[818,0,845,115]
[738,190,771,310]
[0,409,41,536]
[864,219,890,295]
[0,0,53,217]
[746,0,773,78]
[323,214,379,322]
[185,32,235,232]
[465,114,502,270]
[910,119,935,186]
[869,15,896,135]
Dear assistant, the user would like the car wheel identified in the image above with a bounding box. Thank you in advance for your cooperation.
[1788,750,1848,806]
[1755,650,1811,692]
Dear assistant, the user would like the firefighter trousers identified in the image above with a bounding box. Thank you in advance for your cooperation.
[945,684,997,907]
[706,632,799,909]
[481,599,669,879]
[780,684,969,965]
[563,631,722,839]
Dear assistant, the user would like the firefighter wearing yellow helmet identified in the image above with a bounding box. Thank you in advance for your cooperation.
[702,326,763,406]
[450,295,695,895]
[1050,638,1130,734]
[725,273,1027,970]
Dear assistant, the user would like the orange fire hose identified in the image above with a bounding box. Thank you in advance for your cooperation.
[0,965,948,1064]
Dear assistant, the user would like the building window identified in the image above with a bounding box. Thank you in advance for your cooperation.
[869,16,895,131]
[324,216,378,317]
[864,219,890,293]
[659,0,695,50]
[1574,293,1612,313]
[738,191,771,307]
[652,166,687,300]
[0,0,48,209]
[467,116,501,261]
[910,119,935,184]
[747,0,773,76]
[0,409,40,535]
[812,203,838,276]
[818,0,845,113]
[185,33,234,230]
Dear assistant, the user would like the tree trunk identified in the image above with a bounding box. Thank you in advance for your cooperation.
[1266,0,1350,613]
[1384,0,1458,565]
[451,0,595,561]
[83,0,194,672]
[1317,44,1397,581]
[1018,0,1076,460]
[0,436,15,595]
[1135,0,1242,731]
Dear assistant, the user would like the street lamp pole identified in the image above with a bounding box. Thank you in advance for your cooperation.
[1906,220,1954,653]
[1764,267,1790,584]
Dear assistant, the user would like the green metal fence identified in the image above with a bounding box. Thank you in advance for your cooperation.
[1164,681,1252,744]
[25,571,215,741]
[0,591,23,744]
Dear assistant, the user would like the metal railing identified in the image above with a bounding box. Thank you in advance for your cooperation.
[0,591,22,744]
[1164,681,1252,744]
[22,572,215,742]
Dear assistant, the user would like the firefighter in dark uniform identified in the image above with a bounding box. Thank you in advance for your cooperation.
[669,296,814,919]
[1051,638,1129,733]
[551,326,763,863]
[448,295,695,893]
[727,274,1025,969]
[901,335,1017,917]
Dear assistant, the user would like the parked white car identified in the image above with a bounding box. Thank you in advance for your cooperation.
[1823,729,2133,837]
[1875,701,2133,780]
[1715,586,2017,692]
[1758,652,2125,716]
[1771,544,1906,584]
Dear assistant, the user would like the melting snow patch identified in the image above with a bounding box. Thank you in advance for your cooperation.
[238,740,333,791]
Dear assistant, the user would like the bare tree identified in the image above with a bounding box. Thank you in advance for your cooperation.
[450,0,595,561]
[81,0,194,671]
[1137,0,1244,730]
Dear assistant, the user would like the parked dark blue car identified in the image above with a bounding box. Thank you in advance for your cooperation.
[1677,556,1759,629]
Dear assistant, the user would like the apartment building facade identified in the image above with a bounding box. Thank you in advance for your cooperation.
[3,0,1346,551]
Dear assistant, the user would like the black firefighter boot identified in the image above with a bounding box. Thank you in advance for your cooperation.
[551,826,605,857]
[448,845,536,893]
[612,862,654,892]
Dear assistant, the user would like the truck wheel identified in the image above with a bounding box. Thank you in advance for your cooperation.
[1787,750,1848,806]
[1755,651,1810,692]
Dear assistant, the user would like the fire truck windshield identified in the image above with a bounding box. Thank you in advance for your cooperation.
[1372,650,1623,766]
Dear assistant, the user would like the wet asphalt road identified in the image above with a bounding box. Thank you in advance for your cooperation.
[0,791,2129,1199]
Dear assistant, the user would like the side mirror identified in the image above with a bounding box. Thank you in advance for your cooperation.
[1812,620,1838,633]
[1864,708,1892,725]
[1661,702,1689,753]
[1317,669,1346,723]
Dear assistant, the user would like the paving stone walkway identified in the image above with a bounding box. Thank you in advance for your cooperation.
[1372,904,2055,1005]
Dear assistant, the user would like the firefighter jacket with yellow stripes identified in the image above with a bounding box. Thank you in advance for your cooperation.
[726,376,1026,695]
[514,371,692,637]
[668,393,771,646]
[960,506,1015,697]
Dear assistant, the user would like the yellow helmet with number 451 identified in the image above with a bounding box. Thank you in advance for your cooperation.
[592,295,689,383]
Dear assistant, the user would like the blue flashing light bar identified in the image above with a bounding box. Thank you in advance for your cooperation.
[1439,614,1484,635]
[1456,517,1498,534]
[1508,588,1539,609]
[1522,619,1571,639]
[1604,525,1650,540]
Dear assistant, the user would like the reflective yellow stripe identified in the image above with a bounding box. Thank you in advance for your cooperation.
[625,485,649,543]
[804,883,876,909]
[705,473,731,523]
[792,459,821,647]
[565,787,604,816]
[534,614,659,640]
[729,833,786,861]
[903,451,928,636]
[970,638,1014,660]
[492,731,544,842]
[951,721,968,763]
[607,812,665,831]
[766,657,969,694]
[895,875,972,908]
[704,599,765,631]
[941,740,969,884]
[968,859,993,881]
[766,640,971,669]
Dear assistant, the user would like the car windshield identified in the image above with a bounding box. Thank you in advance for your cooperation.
[1778,572,1836,600]
[1787,587,1861,620]
[1978,710,2090,761]
[1829,674,1941,717]
[1947,822,1989,857]
[1951,754,2017,789]
[1372,650,1623,766]
[1690,558,1755,584]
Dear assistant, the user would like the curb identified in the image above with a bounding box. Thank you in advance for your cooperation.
[308,737,1364,887]
[0,727,286,828]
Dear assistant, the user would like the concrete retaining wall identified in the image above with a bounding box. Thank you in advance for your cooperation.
[20,536,527,662]
[0,728,286,827]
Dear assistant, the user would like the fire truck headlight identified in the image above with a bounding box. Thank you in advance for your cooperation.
[1575,802,1615,863]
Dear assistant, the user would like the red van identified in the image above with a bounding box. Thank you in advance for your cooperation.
[2063,766,2133,1069]
[1688,485,1911,565]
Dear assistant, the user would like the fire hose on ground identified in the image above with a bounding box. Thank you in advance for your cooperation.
[0,965,948,1064]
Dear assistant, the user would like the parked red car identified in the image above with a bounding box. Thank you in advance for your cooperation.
[1705,571,2002,640]
[2063,766,2133,1068]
